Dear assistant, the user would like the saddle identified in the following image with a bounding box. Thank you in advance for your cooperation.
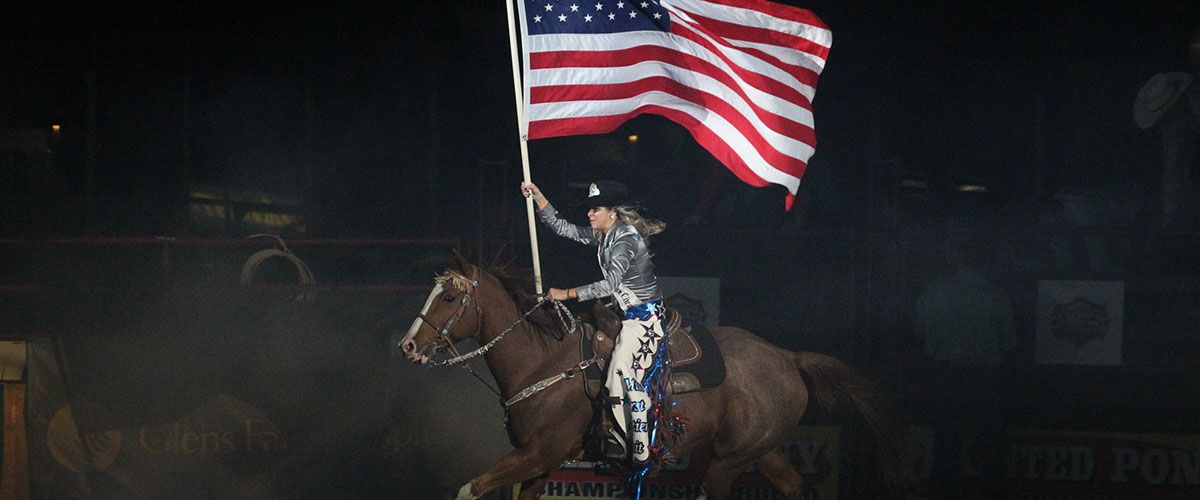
[581,301,726,396]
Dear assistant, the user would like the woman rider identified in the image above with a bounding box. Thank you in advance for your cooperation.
[522,180,674,496]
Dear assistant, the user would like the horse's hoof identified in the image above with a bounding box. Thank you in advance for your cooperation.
[455,482,477,500]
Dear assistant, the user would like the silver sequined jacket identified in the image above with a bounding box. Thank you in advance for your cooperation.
[537,203,662,307]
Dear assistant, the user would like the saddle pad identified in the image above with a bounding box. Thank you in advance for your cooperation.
[669,322,725,394]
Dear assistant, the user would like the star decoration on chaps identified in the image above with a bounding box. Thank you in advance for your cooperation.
[642,324,661,341]
[637,337,655,356]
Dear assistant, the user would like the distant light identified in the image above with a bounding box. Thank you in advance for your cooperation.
[51,124,61,133]
[627,134,638,143]
[957,184,988,193]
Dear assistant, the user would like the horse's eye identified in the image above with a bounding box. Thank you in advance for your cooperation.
[442,293,455,302]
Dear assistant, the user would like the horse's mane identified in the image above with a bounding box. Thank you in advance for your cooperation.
[484,264,589,341]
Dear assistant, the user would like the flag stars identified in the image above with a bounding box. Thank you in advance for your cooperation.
[524,0,820,210]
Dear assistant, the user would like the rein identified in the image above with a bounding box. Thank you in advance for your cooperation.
[427,294,551,367]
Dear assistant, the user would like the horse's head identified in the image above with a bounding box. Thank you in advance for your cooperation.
[398,252,484,364]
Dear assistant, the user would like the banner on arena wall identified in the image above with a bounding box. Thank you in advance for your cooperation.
[524,425,839,499]
[955,430,1200,499]
[22,289,516,498]
[38,394,289,497]
[1006,430,1200,495]
[23,338,86,499]
[1035,280,1124,366]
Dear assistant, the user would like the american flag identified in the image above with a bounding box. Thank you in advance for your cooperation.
[517,0,831,209]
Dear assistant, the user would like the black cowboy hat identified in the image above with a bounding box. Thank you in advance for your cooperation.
[575,180,630,208]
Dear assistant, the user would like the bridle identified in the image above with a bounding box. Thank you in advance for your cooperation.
[415,267,483,360]
[416,266,545,368]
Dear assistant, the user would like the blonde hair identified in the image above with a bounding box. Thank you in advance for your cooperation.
[611,206,666,244]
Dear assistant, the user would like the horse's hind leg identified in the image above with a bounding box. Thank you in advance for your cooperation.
[755,448,806,499]
[699,456,755,500]
[517,472,550,500]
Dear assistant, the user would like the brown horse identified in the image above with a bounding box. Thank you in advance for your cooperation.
[398,253,908,499]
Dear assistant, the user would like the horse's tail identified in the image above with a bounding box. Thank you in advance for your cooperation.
[793,351,913,498]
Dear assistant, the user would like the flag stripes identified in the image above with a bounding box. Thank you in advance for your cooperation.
[518,0,830,208]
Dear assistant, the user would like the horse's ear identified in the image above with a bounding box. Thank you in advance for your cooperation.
[450,249,472,273]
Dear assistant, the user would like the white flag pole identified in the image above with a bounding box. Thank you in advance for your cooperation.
[505,0,544,294]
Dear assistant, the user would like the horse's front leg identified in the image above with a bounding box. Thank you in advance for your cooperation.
[456,445,569,500]
[517,473,552,500]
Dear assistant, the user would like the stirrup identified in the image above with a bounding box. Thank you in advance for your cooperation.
[592,459,627,477]
[603,433,626,460]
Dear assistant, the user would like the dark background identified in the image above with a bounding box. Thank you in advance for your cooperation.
[3,1,1197,235]
[3,1,1200,498]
